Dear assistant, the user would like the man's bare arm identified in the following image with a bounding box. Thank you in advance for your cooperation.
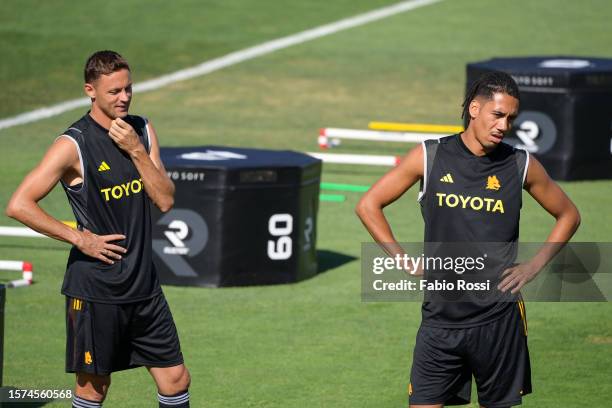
[498,155,581,293]
[5,138,126,264]
[355,145,424,259]
[108,118,175,212]
[523,156,581,244]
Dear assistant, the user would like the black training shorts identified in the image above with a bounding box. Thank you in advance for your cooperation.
[65,293,184,375]
[409,300,531,407]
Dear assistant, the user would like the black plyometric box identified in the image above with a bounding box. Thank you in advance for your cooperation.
[467,57,612,180]
[152,146,321,287]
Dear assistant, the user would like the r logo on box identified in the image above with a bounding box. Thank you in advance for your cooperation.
[153,209,209,277]
[505,111,557,154]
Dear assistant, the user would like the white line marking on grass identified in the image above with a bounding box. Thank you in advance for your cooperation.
[0,0,443,131]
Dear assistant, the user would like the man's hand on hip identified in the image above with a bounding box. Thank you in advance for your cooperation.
[75,229,127,264]
[498,262,539,294]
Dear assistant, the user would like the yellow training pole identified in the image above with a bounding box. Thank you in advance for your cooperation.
[369,122,464,134]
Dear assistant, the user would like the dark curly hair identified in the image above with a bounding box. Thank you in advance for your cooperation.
[462,71,520,128]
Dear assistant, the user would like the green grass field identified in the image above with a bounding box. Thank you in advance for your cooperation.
[1,0,612,406]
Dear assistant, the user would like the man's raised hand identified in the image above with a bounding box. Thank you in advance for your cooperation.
[108,117,144,155]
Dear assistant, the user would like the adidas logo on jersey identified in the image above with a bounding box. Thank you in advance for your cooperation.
[440,173,454,183]
[98,161,111,172]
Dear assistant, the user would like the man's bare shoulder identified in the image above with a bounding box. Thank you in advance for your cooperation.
[396,142,424,178]
[38,135,81,173]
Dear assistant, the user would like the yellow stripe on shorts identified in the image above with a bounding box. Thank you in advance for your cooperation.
[517,300,527,336]
[72,298,83,311]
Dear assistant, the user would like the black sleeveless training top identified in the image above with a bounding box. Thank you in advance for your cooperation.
[418,134,529,327]
[59,113,161,303]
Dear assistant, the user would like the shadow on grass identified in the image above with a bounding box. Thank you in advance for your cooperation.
[317,249,357,274]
